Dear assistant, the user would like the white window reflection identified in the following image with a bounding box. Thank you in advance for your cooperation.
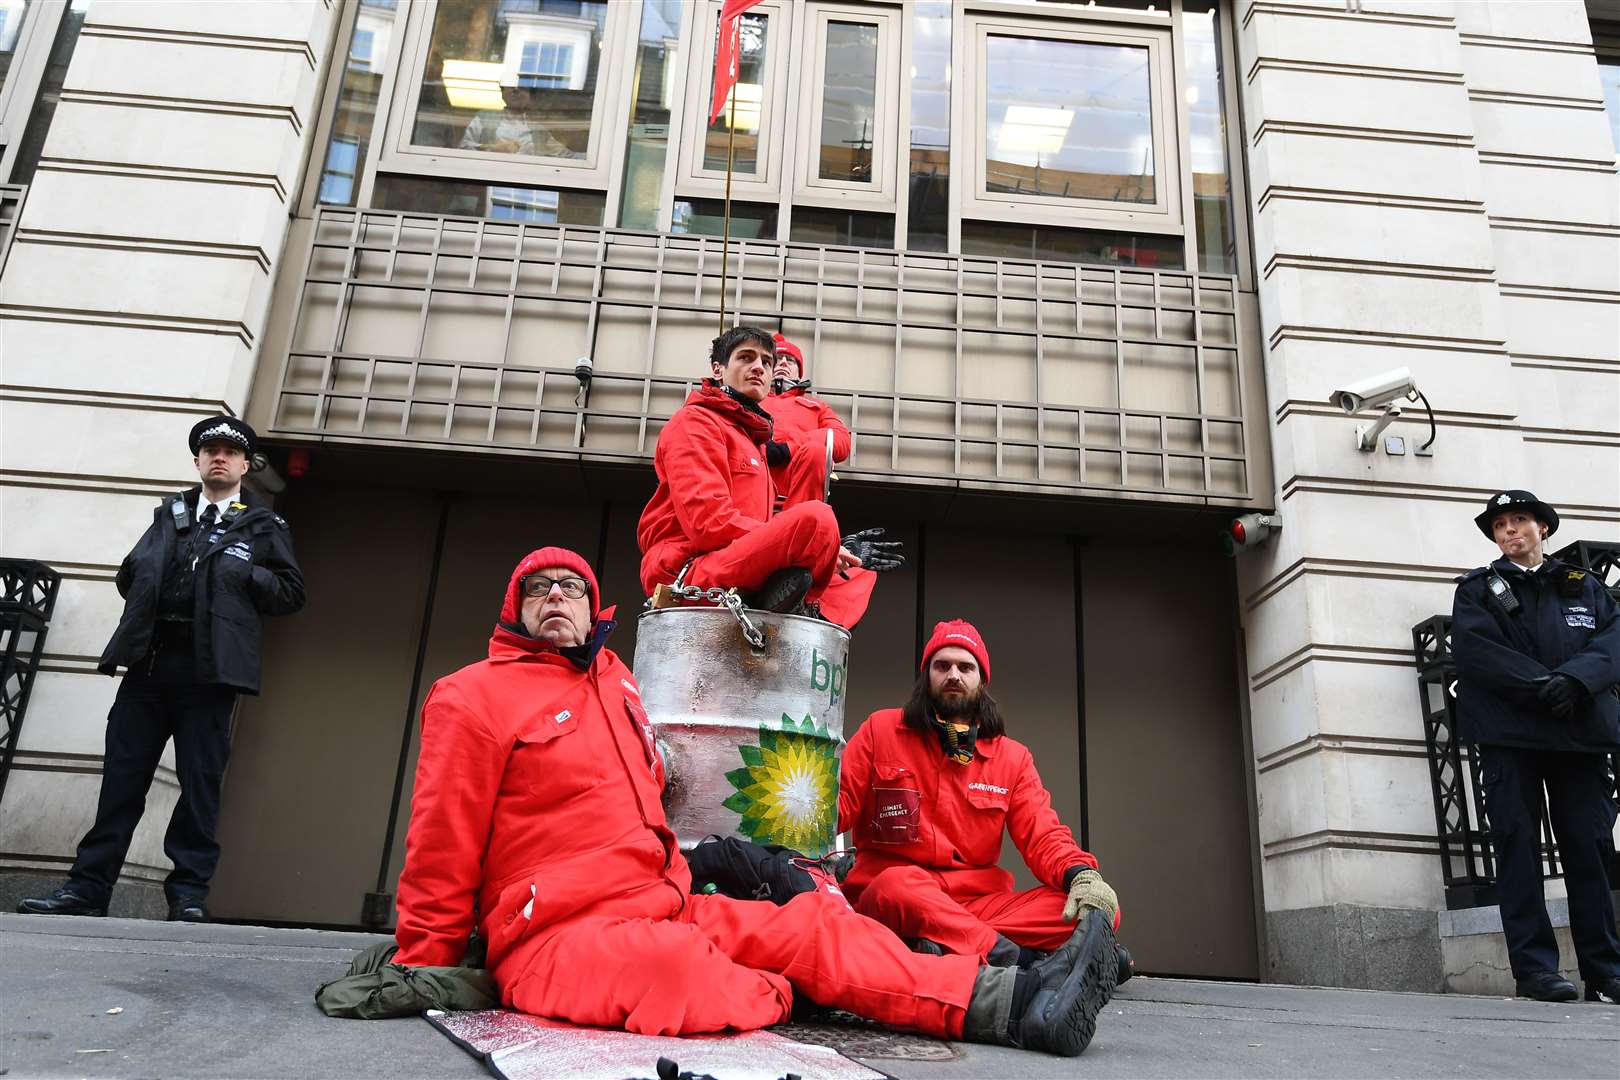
[983,35,1155,205]
[704,12,767,173]
[413,0,606,161]
[0,0,32,95]
[818,21,878,183]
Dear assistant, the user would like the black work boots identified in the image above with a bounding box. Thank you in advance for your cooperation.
[745,567,813,614]
[15,887,107,917]
[963,908,1119,1057]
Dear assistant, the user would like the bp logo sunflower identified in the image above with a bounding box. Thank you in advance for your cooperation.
[722,713,841,856]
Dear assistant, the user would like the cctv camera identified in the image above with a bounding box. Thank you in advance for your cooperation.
[1329,367,1416,414]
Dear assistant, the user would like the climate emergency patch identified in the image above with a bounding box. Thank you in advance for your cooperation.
[871,787,920,844]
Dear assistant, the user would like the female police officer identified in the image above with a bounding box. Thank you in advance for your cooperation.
[1451,490,1620,1003]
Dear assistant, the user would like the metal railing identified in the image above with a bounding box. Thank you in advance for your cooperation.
[0,184,26,274]
[270,208,1261,502]
[0,559,59,809]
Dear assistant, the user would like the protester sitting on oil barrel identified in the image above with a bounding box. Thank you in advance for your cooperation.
[838,621,1130,982]
[636,326,903,629]
[1451,491,1620,1004]
[386,547,1119,1056]
[17,417,304,923]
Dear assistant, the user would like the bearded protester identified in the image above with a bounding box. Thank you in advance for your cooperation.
[838,621,1123,971]
[759,331,900,628]
[1451,491,1620,1004]
[637,326,901,626]
[18,417,304,923]
[386,549,1120,1056]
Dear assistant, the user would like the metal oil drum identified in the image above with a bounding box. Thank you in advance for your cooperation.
[633,606,851,857]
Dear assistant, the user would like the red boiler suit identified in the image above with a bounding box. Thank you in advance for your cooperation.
[637,381,841,604]
[837,708,1103,961]
[760,386,876,628]
[392,561,978,1037]
[760,386,852,506]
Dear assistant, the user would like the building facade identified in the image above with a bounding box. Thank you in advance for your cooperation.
[0,0,1615,992]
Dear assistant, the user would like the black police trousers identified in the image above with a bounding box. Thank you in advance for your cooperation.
[67,642,237,905]
[1478,746,1620,981]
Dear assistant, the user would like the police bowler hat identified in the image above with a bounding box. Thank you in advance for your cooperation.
[1474,489,1558,540]
[189,415,256,456]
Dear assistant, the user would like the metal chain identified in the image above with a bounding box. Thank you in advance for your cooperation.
[662,583,766,651]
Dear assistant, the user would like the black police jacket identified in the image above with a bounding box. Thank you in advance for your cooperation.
[97,487,305,694]
[1451,556,1620,751]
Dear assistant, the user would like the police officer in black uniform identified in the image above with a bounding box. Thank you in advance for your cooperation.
[1451,490,1620,1004]
[17,417,305,922]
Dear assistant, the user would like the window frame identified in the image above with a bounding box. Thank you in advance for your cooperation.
[674,0,796,202]
[953,8,1184,238]
[377,0,638,193]
[0,0,65,182]
[790,3,903,211]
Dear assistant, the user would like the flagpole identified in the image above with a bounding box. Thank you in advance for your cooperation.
[718,86,738,333]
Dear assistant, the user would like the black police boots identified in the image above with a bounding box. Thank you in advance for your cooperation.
[1515,971,1578,1002]
[745,567,813,614]
[168,897,210,922]
[962,908,1118,1057]
[16,887,107,917]
[1585,976,1620,1004]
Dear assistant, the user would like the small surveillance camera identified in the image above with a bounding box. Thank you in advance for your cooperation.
[1328,367,1416,415]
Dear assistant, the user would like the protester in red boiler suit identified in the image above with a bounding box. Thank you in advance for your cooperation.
[758,332,891,628]
[839,620,1123,970]
[637,326,900,624]
[390,549,1119,1056]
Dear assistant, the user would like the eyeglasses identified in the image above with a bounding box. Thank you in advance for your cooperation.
[520,574,588,599]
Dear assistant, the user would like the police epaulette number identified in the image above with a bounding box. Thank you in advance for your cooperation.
[272,513,288,528]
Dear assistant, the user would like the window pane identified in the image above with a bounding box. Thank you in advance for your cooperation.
[983,35,1155,204]
[704,12,767,174]
[618,0,683,230]
[318,0,397,207]
[960,220,1183,270]
[671,198,776,239]
[1600,57,1620,156]
[818,21,878,183]
[373,174,605,225]
[907,0,952,251]
[1185,5,1236,274]
[790,207,894,249]
[412,0,607,160]
[9,0,88,188]
[0,0,33,96]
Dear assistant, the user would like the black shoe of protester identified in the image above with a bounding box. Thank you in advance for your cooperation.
[1515,971,1578,1002]
[1115,942,1136,986]
[1013,908,1118,1057]
[167,898,210,923]
[16,887,108,917]
[745,568,813,614]
[1585,976,1620,1004]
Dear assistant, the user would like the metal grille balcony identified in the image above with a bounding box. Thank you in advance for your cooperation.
[0,185,26,273]
[269,208,1262,501]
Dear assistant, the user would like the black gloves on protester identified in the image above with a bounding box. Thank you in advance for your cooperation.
[765,441,792,468]
[1538,673,1584,718]
[842,528,906,573]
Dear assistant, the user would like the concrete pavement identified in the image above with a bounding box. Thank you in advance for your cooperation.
[1,913,1615,1079]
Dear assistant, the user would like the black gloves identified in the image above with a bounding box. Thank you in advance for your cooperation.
[1538,673,1584,718]
[765,440,791,467]
[842,528,905,572]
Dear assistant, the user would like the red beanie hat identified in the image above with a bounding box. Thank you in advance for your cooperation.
[501,546,600,625]
[772,333,807,380]
[920,619,990,683]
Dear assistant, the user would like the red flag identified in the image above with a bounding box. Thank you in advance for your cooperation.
[710,0,765,124]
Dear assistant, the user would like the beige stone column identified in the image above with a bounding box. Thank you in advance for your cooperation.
[1236,0,1619,989]
[0,1,335,911]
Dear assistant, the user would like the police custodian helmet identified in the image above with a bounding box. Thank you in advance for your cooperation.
[188,415,256,456]
[1474,489,1559,540]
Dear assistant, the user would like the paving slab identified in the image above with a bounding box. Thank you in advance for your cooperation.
[1,914,1614,1079]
